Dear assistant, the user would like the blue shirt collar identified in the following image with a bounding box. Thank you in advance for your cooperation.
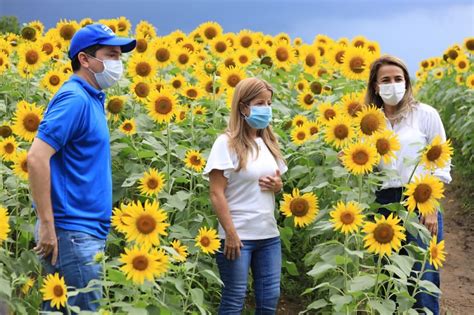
[70,74,106,101]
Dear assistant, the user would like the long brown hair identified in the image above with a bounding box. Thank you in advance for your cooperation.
[227,77,284,171]
[365,55,418,120]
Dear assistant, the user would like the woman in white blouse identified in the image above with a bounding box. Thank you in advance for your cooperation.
[366,55,451,315]
[204,77,287,314]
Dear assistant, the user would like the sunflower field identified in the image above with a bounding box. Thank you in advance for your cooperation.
[0,18,472,314]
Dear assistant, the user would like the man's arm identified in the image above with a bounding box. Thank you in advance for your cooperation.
[27,137,58,264]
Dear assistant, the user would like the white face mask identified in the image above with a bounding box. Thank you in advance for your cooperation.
[378,82,406,106]
[87,55,123,89]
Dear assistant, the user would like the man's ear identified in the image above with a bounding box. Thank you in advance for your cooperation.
[77,52,89,68]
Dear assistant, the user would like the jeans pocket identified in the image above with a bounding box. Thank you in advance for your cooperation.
[69,232,102,246]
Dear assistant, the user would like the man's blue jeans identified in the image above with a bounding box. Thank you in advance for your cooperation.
[35,224,105,313]
[216,236,281,315]
[376,188,443,315]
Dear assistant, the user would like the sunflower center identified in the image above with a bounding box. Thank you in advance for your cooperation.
[205,82,219,94]
[59,25,75,40]
[21,27,37,40]
[376,139,390,155]
[421,61,429,68]
[309,126,318,135]
[227,74,241,88]
[257,48,267,58]
[152,48,170,63]
[224,58,236,68]
[458,61,467,69]
[354,40,364,48]
[123,123,133,131]
[179,111,186,120]
[25,50,39,65]
[447,49,458,60]
[276,47,289,62]
[42,43,54,55]
[426,145,442,161]
[239,55,249,64]
[373,223,394,244]
[154,96,173,115]
[466,39,474,51]
[136,39,148,53]
[349,57,365,74]
[295,120,305,127]
[296,131,306,141]
[334,124,349,139]
[352,150,369,165]
[360,114,379,135]
[324,109,336,120]
[4,143,14,154]
[53,285,64,297]
[215,41,227,53]
[310,81,322,95]
[146,178,159,189]
[335,51,345,64]
[178,54,189,65]
[431,247,439,259]
[240,36,252,48]
[186,89,198,98]
[23,113,40,132]
[290,198,309,217]
[107,99,124,114]
[172,79,182,89]
[340,211,355,225]
[132,255,149,271]
[136,214,157,234]
[49,75,60,86]
[0,58,3,66]
[414,183,432,203]
[348,102,361,117]
[204,27,217,40]
[190,155,201,166]
[118,21,127,31]
[21,160,28,173]
[135,82,150,97]
[136,62,152,77]
[305,54,316,67]
[0,126,13,138]
[200,236,211,247]
[303,94,314,105]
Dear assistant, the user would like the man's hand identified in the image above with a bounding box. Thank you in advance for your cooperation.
[34,221,58,265]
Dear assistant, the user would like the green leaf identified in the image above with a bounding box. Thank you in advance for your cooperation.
[349,275,376,292]
[418,280,441,294]
[329,294,352,311]
[390,253,415,276]
[0,277,11,298]
[307,262,334,279]
[384,264,407,282]
[368,299,396,314]
[307,299,328,310]
[283,260,299,276]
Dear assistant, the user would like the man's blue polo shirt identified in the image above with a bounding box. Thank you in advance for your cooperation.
[36,74,112,239]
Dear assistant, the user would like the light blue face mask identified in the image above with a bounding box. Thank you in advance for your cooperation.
[244,105,272,129]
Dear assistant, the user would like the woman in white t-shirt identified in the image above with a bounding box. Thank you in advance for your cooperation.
[366,55,451,315]
[204,77,287,314]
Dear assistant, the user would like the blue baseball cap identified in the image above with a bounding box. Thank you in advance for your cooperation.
[68,23,136,59]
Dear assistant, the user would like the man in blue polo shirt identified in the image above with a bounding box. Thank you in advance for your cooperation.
[27,24,135,312]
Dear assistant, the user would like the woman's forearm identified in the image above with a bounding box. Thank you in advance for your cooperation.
[210,192,237,236]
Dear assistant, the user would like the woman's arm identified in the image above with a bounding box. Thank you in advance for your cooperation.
[209,169,243,260]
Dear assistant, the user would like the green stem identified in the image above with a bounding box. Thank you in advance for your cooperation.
[358,175,363,204]
[167,122,171,194]
[183,252,200,311]
[412,250,429,298]
[373,255,383,297]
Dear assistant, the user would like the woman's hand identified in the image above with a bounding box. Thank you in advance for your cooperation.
[420,211,438,236]
[259,170,282,193]
[224,231,244,260]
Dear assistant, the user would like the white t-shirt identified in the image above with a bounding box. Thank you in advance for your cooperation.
[379,103,452,188]
[204,134,288,240]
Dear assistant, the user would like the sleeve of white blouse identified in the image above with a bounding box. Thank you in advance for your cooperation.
[277,159,288,175]
[203,134,236,178]
[423,105,452,184]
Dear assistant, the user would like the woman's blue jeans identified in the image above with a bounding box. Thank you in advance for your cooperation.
[216,236,281,315]
[35,224,105,314]
[376,188,443,315]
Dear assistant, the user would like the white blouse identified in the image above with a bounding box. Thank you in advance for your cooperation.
[204,134,288,240]
[379,103,452,189]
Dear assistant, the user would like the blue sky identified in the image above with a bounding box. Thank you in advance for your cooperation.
[1,0,473,75]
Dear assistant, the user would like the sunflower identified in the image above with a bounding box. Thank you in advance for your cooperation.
[0,51,9,74]
[119,245,169,284]
[40,273,67,310]
[341,46,372,80]
[291,114,309,128]
[12,151,29,180]
[363,214,406,257]
[404,174,444,216]
[429,235,446,270]
[330,201,364,234]
[174,106,188,123]
[463,37,474,53]
[122,200,169,247]
[342,141,379,175]
[21,277,35,295]
[371,130,401,164]
[299,45,319,71]
[169,74,186,91]
[106,95,127,119]
[295,79,308,92]
[219,66,246,90]
[184,149,206,172]
[150,39,172,68]
[146,88,179,124]
[466,74,474,89]
[99,19,118,34]
[280,188,319,228]
[434,69,444,80]
[324,116,355,149]
[291,126,310,146]
[135,36,150,54]
[234,49,254,67]
[182,84,204,100]
[270,40,296,69]
[170,240,188,262]
[317,102,338,124]
[79,18,94,28]
[138,168,166,196]
[127,53,157,79]
[297,89,315,110]
[0,123,12,138]
[55,19,79,43]
[119,119,136,136]
[327,43,347,68]
[135,20,157,39]
[420,135,453,170]
[173,47,196,69]
[236,30,255,49]
[209,36,232,56]
[0,206,10,244]
[355,105,385,137]
[41,69,67,94]
[307,120,320,138]
[17,42,46,74]
[130,79,152,102]
[111,204,130,233]
[455,56,469,73]
[366,41,381,56]
[21,25,38,42]
[338,92,365,117]
[197,21,222,41]
[0,136,18,161]
[195,226,220,254]
[116,16,132,36]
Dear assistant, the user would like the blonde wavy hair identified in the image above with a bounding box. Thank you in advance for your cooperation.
[365,55,418,122]
[226,77,285,171]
